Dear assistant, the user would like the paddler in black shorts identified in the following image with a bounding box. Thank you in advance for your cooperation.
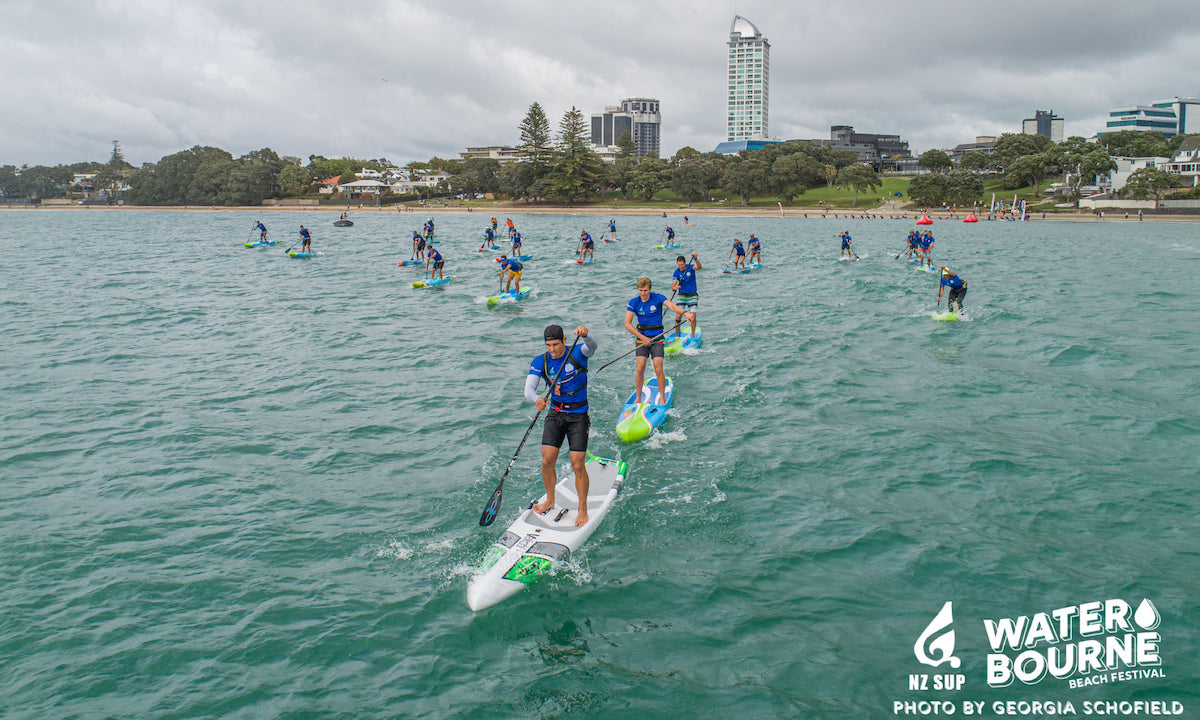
[524,324,597,526]
[624,277,693,405]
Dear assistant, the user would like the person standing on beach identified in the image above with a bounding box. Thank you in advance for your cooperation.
[625,277,692,405]
[729,238,747,270]
[299,226,312,254]
[525,324,596,526]
[672,253,702,339]
[938,266,967,314]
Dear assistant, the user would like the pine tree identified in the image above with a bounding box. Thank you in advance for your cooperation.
[547,107,602,204]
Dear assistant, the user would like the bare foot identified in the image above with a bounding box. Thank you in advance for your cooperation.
[574,509,589,527]
[532,498,554,514]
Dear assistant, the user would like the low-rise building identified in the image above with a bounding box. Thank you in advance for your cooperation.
[458,146,524,165]
[1103,156,1169,192]
[1160,135,1200,187]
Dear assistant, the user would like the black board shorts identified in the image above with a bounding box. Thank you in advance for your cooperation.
[542,411,589,452]
[635,325,666,359]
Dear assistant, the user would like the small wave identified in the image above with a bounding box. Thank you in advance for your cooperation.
[375,540,413,560]
[643,428,686,449]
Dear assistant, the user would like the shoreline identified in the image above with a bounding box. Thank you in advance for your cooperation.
[4,203,1194,222]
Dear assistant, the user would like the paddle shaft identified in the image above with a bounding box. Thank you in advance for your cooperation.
[479,334,582,526]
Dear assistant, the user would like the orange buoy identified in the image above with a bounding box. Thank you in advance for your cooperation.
[916,214,933,225]
[963,212,979,223]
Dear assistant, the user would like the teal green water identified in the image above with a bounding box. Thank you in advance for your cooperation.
[1,209,1196,719]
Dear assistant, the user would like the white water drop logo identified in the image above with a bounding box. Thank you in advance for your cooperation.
[1134,598,1161,630]
[915,602,962,669]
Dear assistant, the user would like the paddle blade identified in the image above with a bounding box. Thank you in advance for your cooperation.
[479,485,503,526]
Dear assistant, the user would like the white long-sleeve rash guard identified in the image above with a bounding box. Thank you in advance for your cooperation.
[524,334,598,404]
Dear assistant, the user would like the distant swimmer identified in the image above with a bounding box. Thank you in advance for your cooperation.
[254,220,268,241]
[299,225,312,253]
[625,277,693,405]
[525,324,597,525]
[672,253,702,339]
[497,255,523,293]
[729,237,746,270]
[747,234,762,264]
[938,266,967,314]
[426,246,445,280]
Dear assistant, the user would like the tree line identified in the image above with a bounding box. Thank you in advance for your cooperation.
[443,102,883,206]
[6,116,1195,207]
[908,130,1199,206]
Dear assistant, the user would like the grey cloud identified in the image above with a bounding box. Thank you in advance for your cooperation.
[1,0,1196,166]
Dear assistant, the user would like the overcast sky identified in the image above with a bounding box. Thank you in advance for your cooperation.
[4,0,1199,167]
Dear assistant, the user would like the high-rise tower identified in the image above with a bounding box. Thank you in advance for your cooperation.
[727,15,769,142]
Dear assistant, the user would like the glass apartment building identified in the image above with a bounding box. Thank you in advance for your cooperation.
[727,15,769,142]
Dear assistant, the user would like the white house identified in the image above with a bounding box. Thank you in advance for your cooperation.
[1104,156,1169,192]
[338,179,389,199]
[1161,136,1200,187]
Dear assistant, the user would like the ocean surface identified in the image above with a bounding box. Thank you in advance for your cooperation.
[1,208,1197,719]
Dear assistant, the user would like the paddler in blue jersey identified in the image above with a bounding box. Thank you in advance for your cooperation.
[672,253,702,339]
[839,231,853,259]
[426,246,445,281]
[748,234,762,264]
[254,220,268,242]
[919,231,935,267]
[906,231,920,259]
[938,266,967,313]
[525,324,597,526]
[625,277,693,405]
[412,231,425,260]
[298,225,312,254]
[481,226,496,250]
[578,231,595,262]
[510,230,523,257]
[729,237,747,270]
[664,225,675,243]
[608,218,617,240]
[497,255,523,294]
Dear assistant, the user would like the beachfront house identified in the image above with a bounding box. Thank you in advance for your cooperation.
[318,175,341,195]
[1161,136,1200,187]
[338,179,389,199]
[1102,156,1170,193]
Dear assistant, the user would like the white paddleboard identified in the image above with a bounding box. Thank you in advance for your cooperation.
[467,454,625,611]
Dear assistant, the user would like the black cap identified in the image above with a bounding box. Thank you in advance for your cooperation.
[544,324,564,342]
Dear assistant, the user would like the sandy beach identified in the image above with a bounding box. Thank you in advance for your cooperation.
[6,202,1193,222]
